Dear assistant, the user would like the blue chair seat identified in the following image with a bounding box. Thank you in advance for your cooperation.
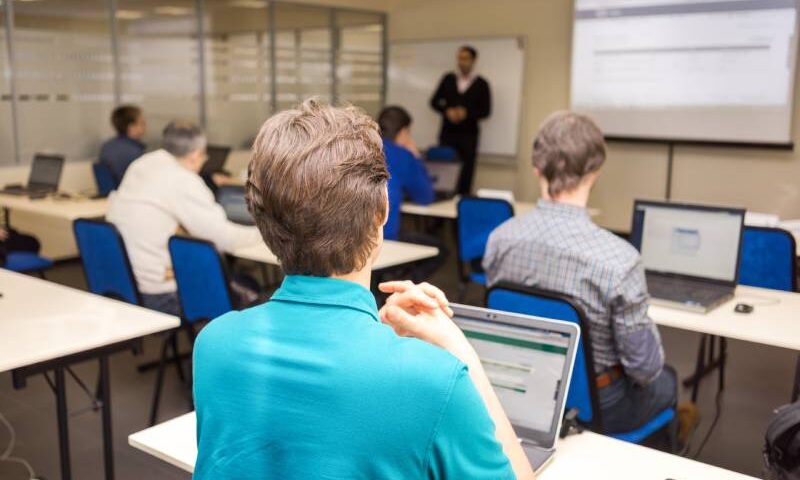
[4,252,54,272]
[609,407,676,444]
[469,271,486,285]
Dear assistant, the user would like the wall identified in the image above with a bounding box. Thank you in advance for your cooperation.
[385,0,800,232]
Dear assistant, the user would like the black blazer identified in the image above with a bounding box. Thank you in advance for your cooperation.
[429,72,491,136]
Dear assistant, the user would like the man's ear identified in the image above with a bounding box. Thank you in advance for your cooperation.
[533,167,541,178]
[382,185,390,226]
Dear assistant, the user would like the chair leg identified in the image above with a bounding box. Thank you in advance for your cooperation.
[184,325,198,411]
[718,337,727,394]
[170,333,186,384]
[792,355,800,403]
[149,334,172,426]
[690,335,707,403]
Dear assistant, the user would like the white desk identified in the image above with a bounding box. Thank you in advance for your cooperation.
[400,196,599,219]
[0,270,179,480]
[0,193,108,222]
[129,412,754,479]
[649,286,800,351]
[231,239,439,271]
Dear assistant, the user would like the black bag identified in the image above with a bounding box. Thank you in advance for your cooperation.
[765,402,800,480]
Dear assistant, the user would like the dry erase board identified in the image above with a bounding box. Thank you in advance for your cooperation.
[387,37,526,157]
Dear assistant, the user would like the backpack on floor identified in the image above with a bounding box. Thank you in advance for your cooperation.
[765,402,800,480]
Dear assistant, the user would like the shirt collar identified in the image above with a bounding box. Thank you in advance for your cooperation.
[536,199,591,220]
[270,275,380,323]
[117,135,145,149]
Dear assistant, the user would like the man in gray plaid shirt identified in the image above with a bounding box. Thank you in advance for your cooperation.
[483,111,677,433]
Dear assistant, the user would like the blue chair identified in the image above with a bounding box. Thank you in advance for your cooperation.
[425,145,459,162]
[150,235,234,425]
[739,226,796,292]
[4,251,54,278]
[456,196,514,300]
[487,282,677,449]
[73,218,140,304]
[737,226,799,401]
[92,162,116,196]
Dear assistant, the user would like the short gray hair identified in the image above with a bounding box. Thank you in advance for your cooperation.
[162,120,206,158]
[532,111,606,198]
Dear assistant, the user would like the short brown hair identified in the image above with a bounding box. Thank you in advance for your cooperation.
[532,111,606,198]
[111,105,142,136]
[246,99,389,276]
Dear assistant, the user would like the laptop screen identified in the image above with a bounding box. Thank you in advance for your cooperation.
[28,154,64,189]
[630,201,744,283]
[453,310,576,446]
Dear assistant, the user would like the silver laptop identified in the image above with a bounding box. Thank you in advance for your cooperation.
[2,153,64,197]
[630,200,745,313]
[451,304,580,473]
[424,161,461,199]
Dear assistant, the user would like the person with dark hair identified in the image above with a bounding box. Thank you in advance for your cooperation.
[430,45,491,195]
[192,100,536,479]
[107,121,261,315]
[483,111,678,434]
[378,106,446,282]
[99,105,147,187]
[377,106,434,240]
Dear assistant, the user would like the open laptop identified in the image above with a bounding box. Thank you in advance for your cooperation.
[630,200,745,313]
[200,145,232,177]
[2,153,65,197]
[424,161,461,200]
[451,303,580,473]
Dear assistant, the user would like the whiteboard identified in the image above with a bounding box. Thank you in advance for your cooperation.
[387,37,525,157]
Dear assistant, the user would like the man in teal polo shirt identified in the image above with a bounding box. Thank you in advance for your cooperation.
[192,99,535,479]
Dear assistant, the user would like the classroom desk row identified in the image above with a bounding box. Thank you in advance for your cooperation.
[128,411,756,480]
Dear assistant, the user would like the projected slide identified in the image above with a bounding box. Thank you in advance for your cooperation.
[571,0,799,144]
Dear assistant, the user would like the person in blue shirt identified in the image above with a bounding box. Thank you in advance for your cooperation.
[98,105,146,187]
[378,106,435,241]
[378,106,447,282]
[192,99,535,480]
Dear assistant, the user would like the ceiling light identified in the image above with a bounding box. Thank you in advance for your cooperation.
[116,9,145,20]
[154,6,193,16]
[229,0,267,8]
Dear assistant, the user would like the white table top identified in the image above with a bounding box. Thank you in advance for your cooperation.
[231,240,439,271]
[649,285,800,351]
[400,196,599,219]
[0,193,108,221]
[129,412,754,479]
[0,270,179,372]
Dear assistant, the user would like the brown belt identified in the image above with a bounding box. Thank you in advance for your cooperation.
[596,365,624,389]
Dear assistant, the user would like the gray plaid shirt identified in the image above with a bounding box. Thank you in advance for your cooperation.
[483,200,665,385]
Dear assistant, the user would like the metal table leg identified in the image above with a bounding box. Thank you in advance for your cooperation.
[99,356,114,480]
[54,367,72,480]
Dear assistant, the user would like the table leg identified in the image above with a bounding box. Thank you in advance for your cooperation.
[99,355,115,480]
[54,367,72,480]
[792,355,800,403]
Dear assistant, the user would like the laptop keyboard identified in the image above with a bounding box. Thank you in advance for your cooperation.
[647,275,732,306]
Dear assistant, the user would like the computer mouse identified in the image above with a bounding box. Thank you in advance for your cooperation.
[734,303,753,314]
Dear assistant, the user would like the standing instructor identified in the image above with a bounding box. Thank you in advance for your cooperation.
[430,46,491,195]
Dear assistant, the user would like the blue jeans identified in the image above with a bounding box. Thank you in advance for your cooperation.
[598,365,677,433]
[141,291,181,316]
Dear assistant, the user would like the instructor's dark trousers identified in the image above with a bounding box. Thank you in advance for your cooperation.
[440,131,479,196]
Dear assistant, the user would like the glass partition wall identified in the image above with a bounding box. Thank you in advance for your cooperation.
[0,0,386,163]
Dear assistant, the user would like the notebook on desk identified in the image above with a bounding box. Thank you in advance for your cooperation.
[451,303,579,473]
[630,200,745,313]
[2,153,64,198]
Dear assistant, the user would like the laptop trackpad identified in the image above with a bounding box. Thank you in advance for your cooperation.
[523,444,553,472]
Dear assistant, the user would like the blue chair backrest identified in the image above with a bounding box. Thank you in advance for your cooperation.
[487,285,596,425]
[73,219,140,304]
[92,162,116,195]
[739,226,797,292]
[457,197,514,263]
[426,145,458,162]
[168,236,233,325]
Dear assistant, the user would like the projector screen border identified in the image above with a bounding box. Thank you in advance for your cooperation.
[604,136,795,152]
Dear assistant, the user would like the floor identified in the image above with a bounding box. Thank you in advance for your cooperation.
[0,223,793,479]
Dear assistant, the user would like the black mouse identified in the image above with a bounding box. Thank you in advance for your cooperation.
[734,303,753,314]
